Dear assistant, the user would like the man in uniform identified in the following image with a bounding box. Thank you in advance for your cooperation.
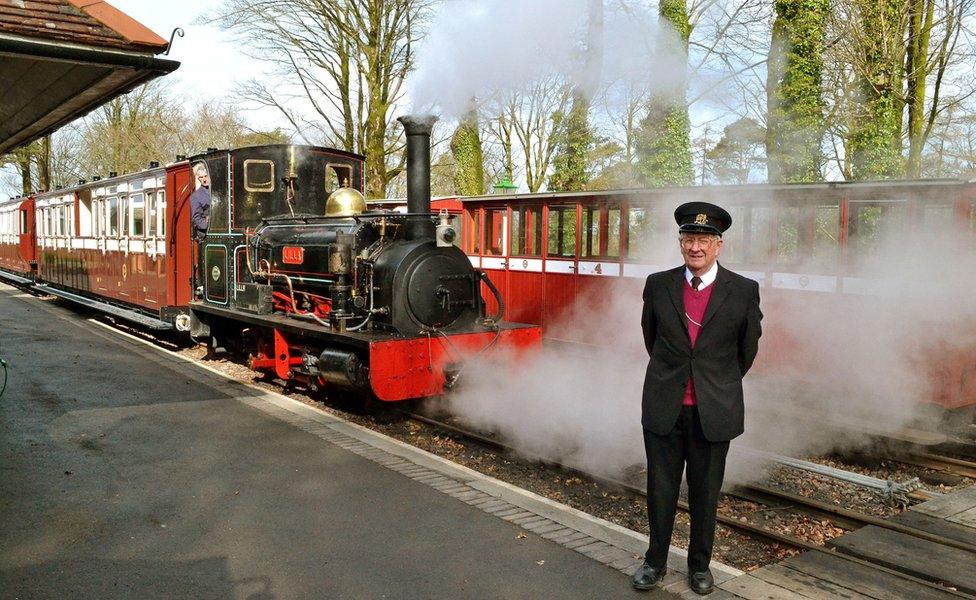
[189,162,211,241]
[632,202,762,595]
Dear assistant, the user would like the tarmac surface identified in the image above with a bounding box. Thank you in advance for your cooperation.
[0,284,687,599]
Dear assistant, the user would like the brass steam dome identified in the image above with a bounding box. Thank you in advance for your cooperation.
[325,187,366,217]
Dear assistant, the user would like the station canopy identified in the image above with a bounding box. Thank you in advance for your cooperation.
[0,0,179,155]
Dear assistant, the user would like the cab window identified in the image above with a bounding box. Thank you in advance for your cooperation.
[326,164,353,194]
[244,159,275,192]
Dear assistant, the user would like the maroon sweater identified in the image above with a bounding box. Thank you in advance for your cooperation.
[682,279,714,406]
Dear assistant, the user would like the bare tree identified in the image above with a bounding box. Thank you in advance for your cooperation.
[210,0,427,198]
[485,78,572,193]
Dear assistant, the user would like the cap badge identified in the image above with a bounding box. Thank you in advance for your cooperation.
[695,213,708,225]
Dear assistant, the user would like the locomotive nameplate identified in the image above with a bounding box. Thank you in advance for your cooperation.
[282,246,305,265]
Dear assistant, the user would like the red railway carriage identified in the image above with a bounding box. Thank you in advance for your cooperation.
[458,180,976,417]
[0,196,36,282]
[3,164,195,329]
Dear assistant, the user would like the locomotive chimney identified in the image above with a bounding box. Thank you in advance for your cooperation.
[397,114,438,241]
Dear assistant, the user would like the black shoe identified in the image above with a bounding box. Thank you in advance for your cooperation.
[688,570,714,595]
[632,561,665,591]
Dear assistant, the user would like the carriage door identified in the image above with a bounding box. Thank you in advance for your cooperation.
[506,204,544,324]
[18,201,36,272]
[543,204,579,327]
[480,207,508,317]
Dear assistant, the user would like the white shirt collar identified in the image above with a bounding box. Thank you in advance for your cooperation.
[685,262,718,289]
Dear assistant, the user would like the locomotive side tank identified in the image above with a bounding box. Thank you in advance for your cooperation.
[189,116,541,401]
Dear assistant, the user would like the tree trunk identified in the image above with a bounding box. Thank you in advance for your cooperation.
[765,0,828,183]
[635,0,693,186]
[848,0,906,180]
[37,135,51,191]
[904,0,934,178]
[17,150,32,196]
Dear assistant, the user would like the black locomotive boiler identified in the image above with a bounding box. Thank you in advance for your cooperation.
[190,115,541,400]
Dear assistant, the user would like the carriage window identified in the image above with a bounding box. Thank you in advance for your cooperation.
[130,193,145,236]
[244,160,275,192]
[78,192,92,236]
[580,205,621,259]
[108,197,119,236]
[65,202,74,237]
[20,209,27,235]
[95,199,104,236]
[607,207,621,257]
[626,206,653,260]
[775,206,802,265]
[467,210,481,254]
[119,196,129,236]
[146,192,157,236]
[547,205,577,258]
[747,206,772,263]
[848,202,906,265]
[811,204,839,269]
[922,204,953,230]
[158,191,166,237]
[581,207,599,258]
[326,164,353,193]
[510,205,542,256]
[483,208,506,256]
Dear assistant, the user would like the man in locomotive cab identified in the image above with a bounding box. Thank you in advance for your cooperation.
[190,162,211,241]
[632,202,762,595]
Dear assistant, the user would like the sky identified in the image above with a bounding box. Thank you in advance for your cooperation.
[110,1,265,119]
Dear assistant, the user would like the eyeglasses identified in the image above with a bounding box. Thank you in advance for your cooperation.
[680,236,718,249]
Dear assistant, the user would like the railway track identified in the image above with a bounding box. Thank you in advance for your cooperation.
[895,451,976,480]
[406,412,975,598]
[405,412,816,552]
[405,413,973,552]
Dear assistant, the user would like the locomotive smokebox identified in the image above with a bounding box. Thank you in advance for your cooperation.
[398,114,438,240]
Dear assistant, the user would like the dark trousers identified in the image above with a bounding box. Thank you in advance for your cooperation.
[644,405,729,573]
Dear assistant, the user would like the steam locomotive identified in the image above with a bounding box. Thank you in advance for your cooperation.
[0,115,542,401]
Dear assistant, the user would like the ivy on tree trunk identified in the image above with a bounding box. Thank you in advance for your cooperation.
[848,0,905,180]
[766,0,828,183]
[548,90,592,191]
[635,0,693,186]
[450,106,485,196]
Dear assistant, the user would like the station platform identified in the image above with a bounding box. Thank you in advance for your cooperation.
[0,284,742,598]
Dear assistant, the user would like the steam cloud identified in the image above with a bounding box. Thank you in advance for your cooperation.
[441,198,976,487]
[408,0,687,119]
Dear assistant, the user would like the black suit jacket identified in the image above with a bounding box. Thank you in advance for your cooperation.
[641,264,762,442]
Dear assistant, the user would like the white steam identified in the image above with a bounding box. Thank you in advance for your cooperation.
[409,0,687,119]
